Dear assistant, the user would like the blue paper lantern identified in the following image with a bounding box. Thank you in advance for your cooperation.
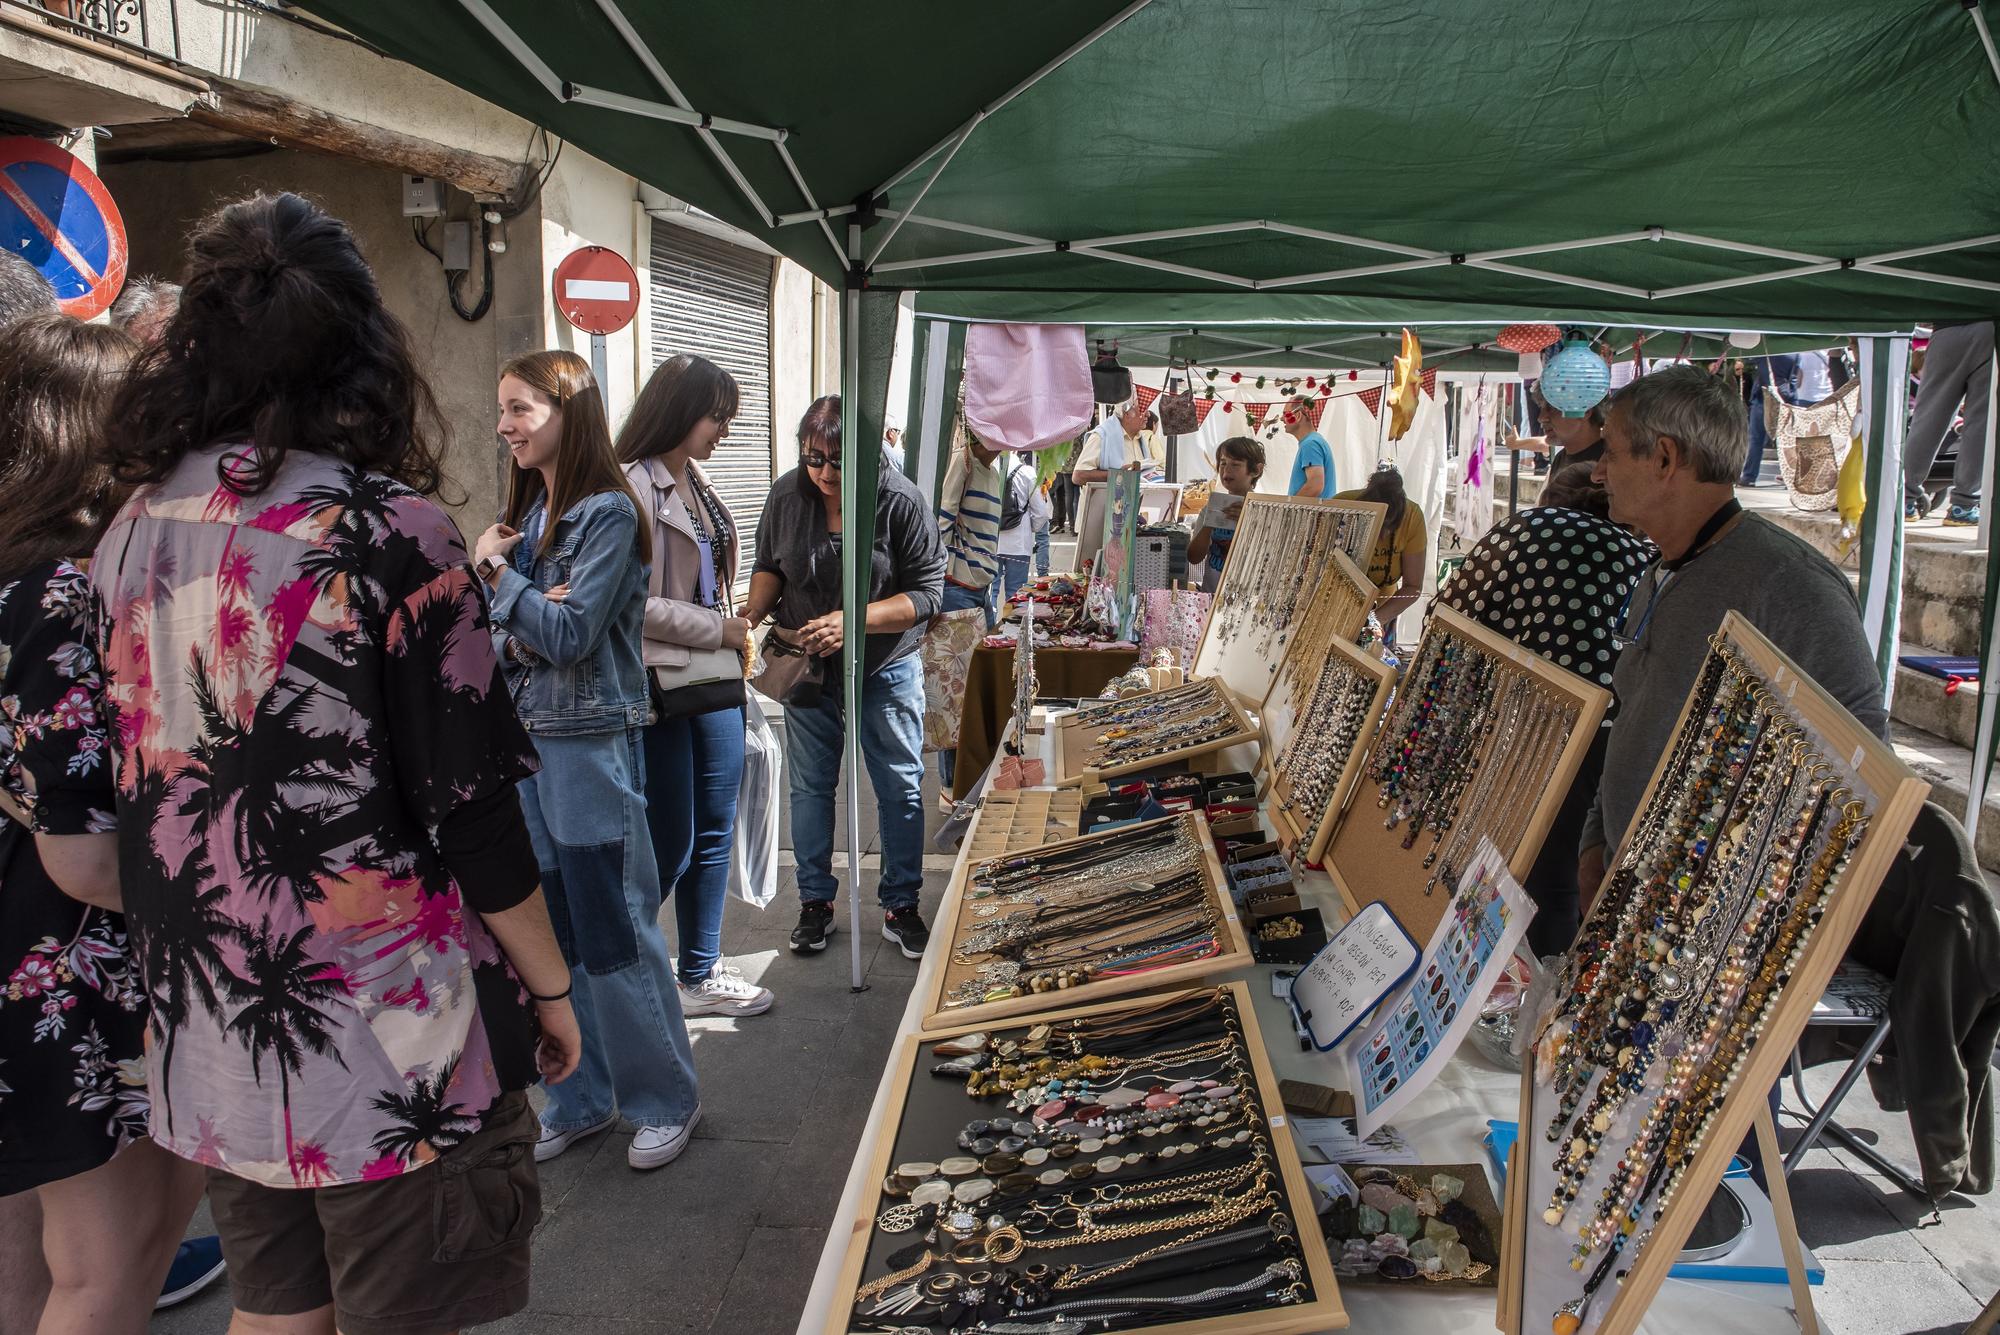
[1540,331,1611,418]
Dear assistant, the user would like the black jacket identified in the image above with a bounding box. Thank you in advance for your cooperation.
[1850,802,2000,1196]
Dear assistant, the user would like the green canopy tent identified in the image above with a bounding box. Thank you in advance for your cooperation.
[299,0,2000,986]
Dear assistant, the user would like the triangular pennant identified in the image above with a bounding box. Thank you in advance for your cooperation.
[1359,387,1383,415]
[1421,368,1438,398]
[1244,402,1270,428]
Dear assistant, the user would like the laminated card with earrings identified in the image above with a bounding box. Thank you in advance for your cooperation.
[833,983,1346,1335]
[1498,614,1926,1335]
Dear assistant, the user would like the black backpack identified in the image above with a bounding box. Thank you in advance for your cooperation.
[999,463,1036,531]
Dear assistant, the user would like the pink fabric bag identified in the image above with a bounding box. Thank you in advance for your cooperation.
[963,323,1093,452]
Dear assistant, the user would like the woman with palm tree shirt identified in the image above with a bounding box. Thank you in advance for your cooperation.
[92,193,579,1335]
[477,350,703,1172]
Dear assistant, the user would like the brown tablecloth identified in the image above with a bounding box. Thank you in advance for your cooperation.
[952,644,1139,799]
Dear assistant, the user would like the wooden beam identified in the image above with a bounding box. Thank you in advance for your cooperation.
[191,80,531,203]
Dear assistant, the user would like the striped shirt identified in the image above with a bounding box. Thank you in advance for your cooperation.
[939,448,1003,590]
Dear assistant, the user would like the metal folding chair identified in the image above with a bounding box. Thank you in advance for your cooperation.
[1781,960,1936,1208]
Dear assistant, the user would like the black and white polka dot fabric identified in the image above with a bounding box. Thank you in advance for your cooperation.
[1435,506,1656,694]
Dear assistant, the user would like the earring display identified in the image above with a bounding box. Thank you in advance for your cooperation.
[830,983,1346,1335]
[1053,677,1262,786]
[919,813,1252,1032]
[1322,605,1609,939]
[1499,614,1926,1335]
[968,789,1086,861]
[1259,580,1397,868]
[1192,496,1384,703]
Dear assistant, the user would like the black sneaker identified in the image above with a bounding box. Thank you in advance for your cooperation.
[882,907,929,960]
[790,902,836,953]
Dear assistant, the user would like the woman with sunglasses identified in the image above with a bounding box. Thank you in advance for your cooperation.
[741,397,945,961]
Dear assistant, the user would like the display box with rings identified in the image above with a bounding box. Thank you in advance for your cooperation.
[918,811,1254,1032]
[830,982,1346,1335]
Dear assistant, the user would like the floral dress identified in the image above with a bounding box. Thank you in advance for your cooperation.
[0,559,147,1196]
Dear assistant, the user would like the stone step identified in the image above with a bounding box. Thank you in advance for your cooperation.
[1756,504,1986,659]
[1890,648,1981,751]
[1888,721,2000,874]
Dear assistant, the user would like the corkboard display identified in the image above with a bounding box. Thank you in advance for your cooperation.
[1052,678,1262,787]
[1259,631,1396,868]
[826,982,1349,1335]
[1497,613,1928,1335]
[1323,606,1610,940]
[917,811,1252,1032]
[1192,496,1385,703]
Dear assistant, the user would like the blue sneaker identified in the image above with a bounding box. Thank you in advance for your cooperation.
[1944,503,1980,527]
[1905,499,1927,520]
[156,1235,226,1310]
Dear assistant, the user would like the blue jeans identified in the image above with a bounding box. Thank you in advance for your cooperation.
[785,653,925,910]
[937,580,994,787]
[641,705,747,985]
[1001,552,1033,596]
[516,727,699,1129]
[1033,528,1051,577]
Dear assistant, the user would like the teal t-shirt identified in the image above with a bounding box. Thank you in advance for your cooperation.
[1289,432,1336,498]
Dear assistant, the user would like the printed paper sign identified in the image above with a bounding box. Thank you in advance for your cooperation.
[1287,901,1420,1050]
[1343,837,1535,1137]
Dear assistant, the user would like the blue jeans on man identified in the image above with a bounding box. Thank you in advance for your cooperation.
[785,652,927,910]
[516,727,700,1131]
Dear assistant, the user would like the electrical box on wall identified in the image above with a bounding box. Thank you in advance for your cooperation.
[440,221,472,272]
[401,176,445,218]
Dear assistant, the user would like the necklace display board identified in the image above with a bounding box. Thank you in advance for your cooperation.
[1258,594,1398,869]
[830,982,1347,1335]
[1323,606,1610,940]
[1052,677,1263,787]
[1497,613,1928,1335]
[968,789,1085,860]
[919,812,1252,1032]
[1192,496,1384,703]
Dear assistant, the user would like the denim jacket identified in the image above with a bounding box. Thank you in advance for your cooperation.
[490,490,651,736]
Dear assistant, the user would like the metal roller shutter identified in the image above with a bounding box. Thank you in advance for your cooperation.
[648,225,775,597]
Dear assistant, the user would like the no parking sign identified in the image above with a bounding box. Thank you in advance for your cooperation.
[0,136,128,320]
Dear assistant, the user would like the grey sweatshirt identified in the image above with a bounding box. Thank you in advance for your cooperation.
[1583,512,1888,857]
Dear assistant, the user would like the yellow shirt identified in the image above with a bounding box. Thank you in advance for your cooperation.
[1336,489,1427,594]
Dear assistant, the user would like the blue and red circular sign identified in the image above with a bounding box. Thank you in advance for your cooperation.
[0,137,128,320]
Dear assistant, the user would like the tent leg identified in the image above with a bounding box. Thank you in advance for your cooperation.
[841,274,867,994]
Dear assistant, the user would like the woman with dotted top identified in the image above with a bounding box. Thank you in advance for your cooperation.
[1434,463,1654,953]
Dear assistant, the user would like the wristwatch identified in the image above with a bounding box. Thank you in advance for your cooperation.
[475,554,504,582]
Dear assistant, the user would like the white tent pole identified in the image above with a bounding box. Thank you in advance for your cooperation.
[871,0,1159,198]
[1463,260,1651,300]
[776,203,859,226]
[877,210,1049,246]
[842,224,867,993]
[1651,265,1846,300]
[867,124,978,267]
[1659,229,1832,265]
[1980,347,1998,555]
[875,243,1056,275]
[916,319,950,502]
[1072,221,1267,248]
[588,0,778,226]
[1856,264,2000,294]
[1968,346,2000,848]
[455,0,564,97]
[1069,247,1258,288]
[563,84,785,139]
[1969,0,2000,90]
[1862,232,2000,265]
[1469,229,1662,262]
[1261,221,1436,258]
[1260,256,1450,291]
[773,142,848,268]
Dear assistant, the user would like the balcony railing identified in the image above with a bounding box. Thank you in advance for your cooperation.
[12,0,181,63]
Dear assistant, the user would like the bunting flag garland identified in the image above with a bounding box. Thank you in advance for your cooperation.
[1359,386,1384,415]
[1244,401,1270,429]
[1133,382,1218,427]
[1421,368,1438,398]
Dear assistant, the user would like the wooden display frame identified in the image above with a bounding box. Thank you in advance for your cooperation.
[1192,495,1386,702]
[1259,631,1396,868]
[1050,679,1263,787]
[965,789,1085,860]
[917,811,1253,1032]
[1322,605,1611,940]
[826,981,1349,1335]
[1496,613,1928,1335]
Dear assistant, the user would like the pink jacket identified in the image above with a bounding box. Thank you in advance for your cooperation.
[623,457,739,669]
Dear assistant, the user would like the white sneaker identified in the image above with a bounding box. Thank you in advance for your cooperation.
[628,1105,702,1170]
[535,1112,616,1163]
[679,963,774,1017]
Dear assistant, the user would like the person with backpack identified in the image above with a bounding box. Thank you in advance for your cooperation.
[994,452,1048,600]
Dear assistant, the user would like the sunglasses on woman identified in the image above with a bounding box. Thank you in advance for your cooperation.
[802,450,842,470]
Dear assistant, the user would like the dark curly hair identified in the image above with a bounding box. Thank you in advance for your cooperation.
[104,192,452,499]
[0,314,138,579]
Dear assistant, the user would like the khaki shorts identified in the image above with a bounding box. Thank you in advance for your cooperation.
[206,1091,539,1335]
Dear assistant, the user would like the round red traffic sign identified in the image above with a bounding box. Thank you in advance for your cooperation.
[551,245,639,336]
[0,136,128,320]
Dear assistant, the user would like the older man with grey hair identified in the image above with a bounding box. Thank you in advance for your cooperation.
[108,274,181,345]
[1578,363,1887,902]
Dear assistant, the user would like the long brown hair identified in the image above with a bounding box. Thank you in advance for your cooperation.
[500,351,651,563]
[615,353,741,465]
[0,314,139,579]
[105,192,452,499]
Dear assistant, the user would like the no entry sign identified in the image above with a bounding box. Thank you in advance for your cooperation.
[0,137,128,321]
[552,246,639,336]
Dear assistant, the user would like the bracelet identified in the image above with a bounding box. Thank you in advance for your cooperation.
[528,983,572,1003]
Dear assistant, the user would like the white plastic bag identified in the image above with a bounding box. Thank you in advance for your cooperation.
[730,702,782,909]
